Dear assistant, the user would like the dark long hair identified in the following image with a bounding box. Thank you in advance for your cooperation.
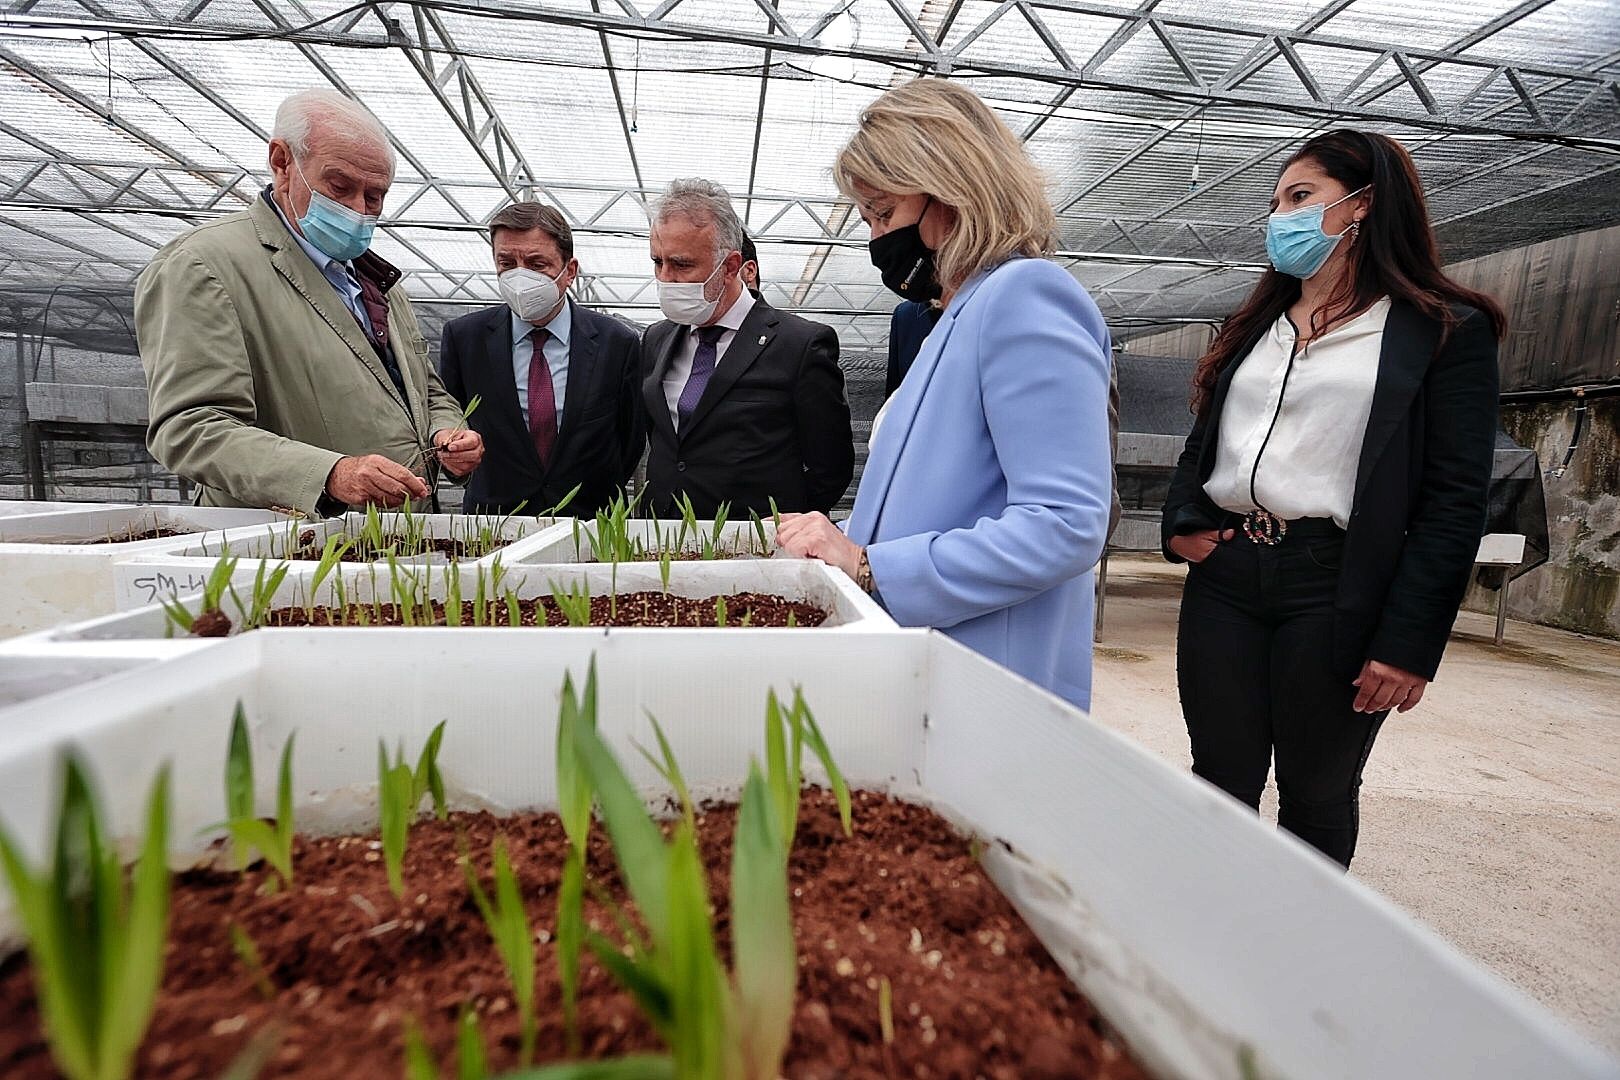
[1190,129,1506,416]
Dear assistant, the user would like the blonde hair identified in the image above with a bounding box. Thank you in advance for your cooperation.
[834,80,1056,291]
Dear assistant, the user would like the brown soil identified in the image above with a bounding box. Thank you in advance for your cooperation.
[0,791,1149,1080]
[190,609,233,638]
[80,526,191,544]
[255,593,827,629]
[289,537,510,562]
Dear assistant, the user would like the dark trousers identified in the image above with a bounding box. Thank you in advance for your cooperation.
[1176,519,1387,867]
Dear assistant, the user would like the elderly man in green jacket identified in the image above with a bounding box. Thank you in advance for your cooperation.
[136,89,482,515]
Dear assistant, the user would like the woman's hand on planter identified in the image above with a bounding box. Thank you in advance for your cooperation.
[776,512,862,580]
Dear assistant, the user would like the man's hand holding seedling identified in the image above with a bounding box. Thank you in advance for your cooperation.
[432,427,485,477]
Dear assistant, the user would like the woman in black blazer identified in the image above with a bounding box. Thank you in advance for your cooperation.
[1162,129,1504,867]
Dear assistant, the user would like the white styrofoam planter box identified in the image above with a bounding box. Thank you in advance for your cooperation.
[112,513,573,610]
[0,653,153,712]
[0,506,291,639]
[3,557,894,649]
[0,631,1608,1080]
[0,500,132,519]
[517,518,778,564]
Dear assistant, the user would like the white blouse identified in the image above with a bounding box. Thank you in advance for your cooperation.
[1203,297,1390,529]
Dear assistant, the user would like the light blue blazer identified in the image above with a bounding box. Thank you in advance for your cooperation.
[845,257,1113,710]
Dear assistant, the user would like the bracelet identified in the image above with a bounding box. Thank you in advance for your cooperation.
[854,548,876,594]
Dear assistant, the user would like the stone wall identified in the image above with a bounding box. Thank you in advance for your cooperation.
[1468,397,1620,640]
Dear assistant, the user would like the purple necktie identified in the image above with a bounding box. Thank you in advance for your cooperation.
[527,328,557,469]
[677,326,725,427]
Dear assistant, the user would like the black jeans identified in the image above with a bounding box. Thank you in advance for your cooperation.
[1176,519,1387,868]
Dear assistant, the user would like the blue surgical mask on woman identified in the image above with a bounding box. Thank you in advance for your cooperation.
[293,159,377,263]
[1265,185,1368,280]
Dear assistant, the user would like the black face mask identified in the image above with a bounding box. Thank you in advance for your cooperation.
[868,200,942,303]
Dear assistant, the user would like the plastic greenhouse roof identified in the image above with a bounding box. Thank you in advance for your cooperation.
[0,0,1617,354]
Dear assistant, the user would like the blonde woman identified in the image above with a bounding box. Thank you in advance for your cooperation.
[777,80,1113,709]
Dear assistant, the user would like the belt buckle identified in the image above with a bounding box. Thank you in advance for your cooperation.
[1242,510,1288,546]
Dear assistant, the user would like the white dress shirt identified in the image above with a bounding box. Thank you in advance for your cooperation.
[1204,297,1390,529]
[662,286,756,429]
[513,299,572,430]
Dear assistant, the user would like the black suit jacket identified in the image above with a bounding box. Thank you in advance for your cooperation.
[440,302,642,517]
[1162,301,1499,681]
[640,300,854,518]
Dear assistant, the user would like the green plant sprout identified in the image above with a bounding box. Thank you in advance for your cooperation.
[306,535,353,618]
[714,595,728,628]
[658,549,673,595]
[461,835,538,1065]
[763,687,852,847]
[219,704,296,891]
[553,663,854,1080]
[568,708,789,1079]
[228,921,276,1001]
[230,558,291,631]
[551,578,593,627]
[554,665,599,1053]
[377,721,449,899]
[403,1006,487,1080]
[160,553,237,636]
[0,755,171,1080]
[541,483,582,518]
[406,1006,672,1080]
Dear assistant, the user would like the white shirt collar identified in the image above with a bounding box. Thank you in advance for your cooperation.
[708,285,755,334]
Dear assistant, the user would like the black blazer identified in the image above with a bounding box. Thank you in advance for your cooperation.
[1162,301,1499,681]
[440,302,642,517]
[640,300,854,518]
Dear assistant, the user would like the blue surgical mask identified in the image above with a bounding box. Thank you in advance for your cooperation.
[1265,185,1367,280]
[293,159,377,263]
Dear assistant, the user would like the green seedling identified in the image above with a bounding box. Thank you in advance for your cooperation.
[763,687,852,847]
[748,510,769,556]
[551,578,593,628]
[219,704,296,890]
[403,1006,488,1080]
[714,595,728,628]
[377,721,449,899]
[232,558,291,631]
[305,534,353,618]
[571,713,791,1080]
[554,665,599,1053]
[0,755,171,1080]
[541,483,582,518]
[462,836,538,1065]
[160,553,238,636]
[446,564,464,627]
[658,549,673,596]
[228,921,276,1001]
[505,589,525,627]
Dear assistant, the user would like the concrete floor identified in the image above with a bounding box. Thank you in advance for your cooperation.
[1089,554,1620,1056]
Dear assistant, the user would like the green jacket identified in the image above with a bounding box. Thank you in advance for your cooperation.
[136,193,463,515]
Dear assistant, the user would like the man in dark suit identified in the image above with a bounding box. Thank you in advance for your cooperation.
[640,179,853,518]
[440,202,642,516]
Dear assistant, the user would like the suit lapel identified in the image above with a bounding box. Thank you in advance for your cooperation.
[1352,301,1435,505]
[483,308,540,473]
[845,275,989,543]
[257,200,409,417]
[681,302,778,438]
[642,323,683,449]
[551,303,599,468]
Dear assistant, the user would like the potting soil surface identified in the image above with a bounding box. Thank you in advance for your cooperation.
[289,536,511,562]
[77,526,192,544]
[0,790,1148,1080]
[255,592,827,629]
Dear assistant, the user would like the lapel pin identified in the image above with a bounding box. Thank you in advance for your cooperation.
[758,335,768,345]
